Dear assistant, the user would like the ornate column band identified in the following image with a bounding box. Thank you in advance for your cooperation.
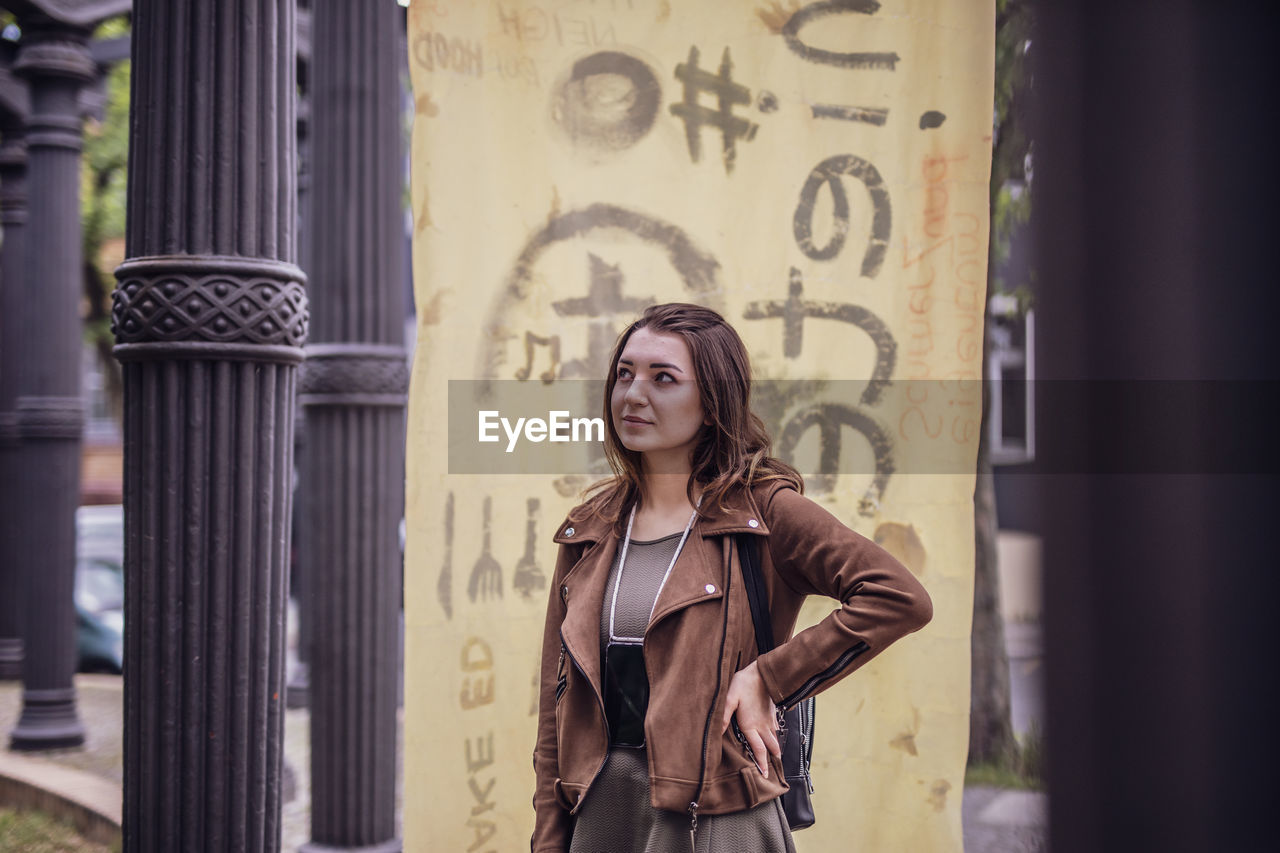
[12,37,94,83]
[14,34,92,153]
[14,396,86,440]
[24,112,83,151]
[300,344,409,407]
[113,256,309,363]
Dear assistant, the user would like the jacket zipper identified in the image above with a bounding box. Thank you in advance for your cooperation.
[779,640,870,710]
[688,537,734,849]
[555,644,567,703]
[559,629,611,814]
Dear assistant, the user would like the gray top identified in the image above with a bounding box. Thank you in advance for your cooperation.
[600,531,685,647]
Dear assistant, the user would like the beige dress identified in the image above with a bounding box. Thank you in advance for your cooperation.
[568,532,796,853]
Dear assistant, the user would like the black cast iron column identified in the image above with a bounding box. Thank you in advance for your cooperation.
[7,15,95,751]
[111,1,305,849]
[0,62,29,683]
[300,2,406,851]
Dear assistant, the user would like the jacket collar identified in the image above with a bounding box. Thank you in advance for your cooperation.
[695,485,772,537]
[551,481,780,546]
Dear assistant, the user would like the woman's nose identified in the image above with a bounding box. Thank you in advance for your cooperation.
[623,380,648,406]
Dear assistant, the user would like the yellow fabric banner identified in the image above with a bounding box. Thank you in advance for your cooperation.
[405,1,994,850]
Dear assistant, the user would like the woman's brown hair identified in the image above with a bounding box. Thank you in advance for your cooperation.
[574,302,802,528]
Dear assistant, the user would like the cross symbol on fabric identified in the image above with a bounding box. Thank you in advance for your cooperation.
[552,253,652,378]
[744,268,813,359]
[743,267,897,404]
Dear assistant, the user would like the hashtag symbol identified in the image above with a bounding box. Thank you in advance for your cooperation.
[670,46,758,174]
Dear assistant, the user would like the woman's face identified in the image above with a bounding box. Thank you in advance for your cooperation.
[610,327,708,470]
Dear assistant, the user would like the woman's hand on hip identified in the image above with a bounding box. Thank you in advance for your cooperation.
[720,660,781,778]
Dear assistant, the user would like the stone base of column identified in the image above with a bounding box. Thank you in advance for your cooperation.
[299,840,401,853]
[286,662,309,709]
[9,686,85,750]
[0,638,21,680]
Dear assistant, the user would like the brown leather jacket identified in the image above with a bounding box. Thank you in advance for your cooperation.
[531,480,933,852]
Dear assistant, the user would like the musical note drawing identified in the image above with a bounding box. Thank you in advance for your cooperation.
[513,498,547,599]
[437,492,454,619]
[515,332,562,384]
[468,495,504,602]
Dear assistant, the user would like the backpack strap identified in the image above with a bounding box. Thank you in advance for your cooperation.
[736,533,775,656]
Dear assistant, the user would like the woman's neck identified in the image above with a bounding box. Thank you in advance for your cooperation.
[631,472,699,540]
[639,472,696,515]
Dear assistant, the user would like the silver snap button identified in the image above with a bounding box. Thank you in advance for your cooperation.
[705,584,716,594]
[747,519,759,528]
[561,585,569,601]
[564,527,575,537]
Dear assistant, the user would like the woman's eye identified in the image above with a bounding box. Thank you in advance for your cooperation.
[655,372,676,383]
[617,367,633,380]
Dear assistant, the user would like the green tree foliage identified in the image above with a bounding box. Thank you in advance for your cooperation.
[990,0,1034,301]
[82,16,131,422]
[971,0,1036,773]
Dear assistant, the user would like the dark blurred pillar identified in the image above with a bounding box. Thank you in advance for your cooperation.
[7,12,94,751]
[300,2,406,851]
[0,56,29,683]
[112,1,304,849]
[1037,2,1279,851]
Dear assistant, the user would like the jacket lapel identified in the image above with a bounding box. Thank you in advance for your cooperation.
[649,527,725,625]
[555,520,615,695]
[649,488,772,625]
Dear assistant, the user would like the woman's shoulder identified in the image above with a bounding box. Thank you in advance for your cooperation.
[698,475,803,526]
[747,476,802,513]
[566,478,624,519]
[551,478,625,542]
[750,478,852,533]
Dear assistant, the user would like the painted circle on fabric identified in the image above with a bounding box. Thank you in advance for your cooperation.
[552,51,661,153]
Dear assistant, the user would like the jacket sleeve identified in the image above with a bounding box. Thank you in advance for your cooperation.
[752,486,933,710]
[531,535,579,853]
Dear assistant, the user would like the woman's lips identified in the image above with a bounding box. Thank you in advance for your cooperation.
[621,416,651,425]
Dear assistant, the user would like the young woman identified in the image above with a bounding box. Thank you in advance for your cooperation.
[532,303,932,852]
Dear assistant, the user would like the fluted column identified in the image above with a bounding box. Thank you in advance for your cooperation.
[6,15,94,751]
[300,2,405,851]
[112,2,304,850]
[0,88,29,682]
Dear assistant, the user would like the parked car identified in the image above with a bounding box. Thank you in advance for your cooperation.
[75,505,124,673]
